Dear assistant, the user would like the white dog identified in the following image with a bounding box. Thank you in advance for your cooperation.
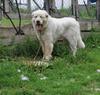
[32,10,85,60]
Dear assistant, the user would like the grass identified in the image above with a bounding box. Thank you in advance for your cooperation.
[0,18,31,27]
[58,5,96,19]
[79,5,96,19]
[0,5,96,28]
[0,33,100,95]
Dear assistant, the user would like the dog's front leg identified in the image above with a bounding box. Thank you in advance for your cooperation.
[43,41,53,61]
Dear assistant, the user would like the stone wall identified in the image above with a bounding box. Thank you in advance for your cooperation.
[0,20,99,45]
[0,24,35,45]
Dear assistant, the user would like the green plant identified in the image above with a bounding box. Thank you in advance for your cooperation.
[0,31,100,95]
[0,37,42,59]
[0,32,99,59]
[53,40,69,57]
[0,18,31,27]
[79,5,96,19]
[85,33,100,48]
[14,36,42,58]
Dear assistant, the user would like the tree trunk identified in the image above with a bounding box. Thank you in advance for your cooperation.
[71,0,79,19]
[0,0,2,20]
[75,0,79,19]
[96,0,100,21]
[71,0,75,15]
[44,0,55,15]
[4,0,10,13]
[62,0,64,9]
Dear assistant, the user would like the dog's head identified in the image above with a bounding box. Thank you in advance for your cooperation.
[32,10,49,32]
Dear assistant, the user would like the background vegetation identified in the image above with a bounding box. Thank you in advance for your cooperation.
[0,18,31,27]
[0,29,100,95]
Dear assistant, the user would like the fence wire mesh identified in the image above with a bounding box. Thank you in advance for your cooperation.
[0,0,97,20]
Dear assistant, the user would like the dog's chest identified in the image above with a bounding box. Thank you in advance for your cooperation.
[39,31,53,42]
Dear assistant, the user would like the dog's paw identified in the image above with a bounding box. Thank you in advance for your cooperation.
[43,55,52,61]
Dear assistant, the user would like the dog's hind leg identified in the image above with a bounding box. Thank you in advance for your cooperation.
[63,33,77,56]
[77,36,85,49]
[68,37,77,56]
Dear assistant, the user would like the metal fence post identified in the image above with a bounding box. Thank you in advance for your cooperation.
[96,0,100,21]
[27,0,31,12]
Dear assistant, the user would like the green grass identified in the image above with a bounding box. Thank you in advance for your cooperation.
[79,5,96,19]
[0,18,31,27]
[0,33,100,95]
[59,5,96,19]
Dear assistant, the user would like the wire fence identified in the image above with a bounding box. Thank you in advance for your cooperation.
[0,0,98,46]
[0,0,97,19]
[0,0,97,29]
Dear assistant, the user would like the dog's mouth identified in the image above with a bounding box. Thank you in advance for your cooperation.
[36,24,43,32]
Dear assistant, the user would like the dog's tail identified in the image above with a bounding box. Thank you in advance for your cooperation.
[77,37,85,48]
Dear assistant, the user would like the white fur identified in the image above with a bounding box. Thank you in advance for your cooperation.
[32,10,85,60]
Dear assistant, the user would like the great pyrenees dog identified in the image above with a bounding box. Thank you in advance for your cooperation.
[32,10,85,60]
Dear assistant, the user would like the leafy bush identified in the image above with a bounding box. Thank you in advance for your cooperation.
[53,40,69,57]
[0,45,15,59]
[85,33,100,48]
[0,32,99,60]
[14,37,42,58]
[79,5,96,19]
[0,37,42,59]
[58,8,72,16]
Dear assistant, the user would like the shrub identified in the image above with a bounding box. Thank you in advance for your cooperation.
[0,45,15,59]
[53,40,69,57]
[0,32,99,60]
[85,33,100,48]
[0,37,42,59]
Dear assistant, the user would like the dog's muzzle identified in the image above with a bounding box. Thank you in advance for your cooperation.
[35,20,43,32]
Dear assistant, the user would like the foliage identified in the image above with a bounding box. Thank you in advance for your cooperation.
[0,18,31,27]
[0,31,100,94]
[0,36,42,59]
[14,36,42,58]
[0,31,100,59]
[0,32,100,94]
[85,33,100,48]
[19,8,31,13]
[79,5,96,19]
[58,5,96,19]
[58,8,72,16]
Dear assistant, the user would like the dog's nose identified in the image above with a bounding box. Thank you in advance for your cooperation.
[36,20,40,24]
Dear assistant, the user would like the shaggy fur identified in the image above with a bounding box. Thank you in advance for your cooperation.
[32,10,85,60]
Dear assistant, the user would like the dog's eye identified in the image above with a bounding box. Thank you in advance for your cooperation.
[40,16,43,18]
[34,16,37,18]
[46,15,48,18]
